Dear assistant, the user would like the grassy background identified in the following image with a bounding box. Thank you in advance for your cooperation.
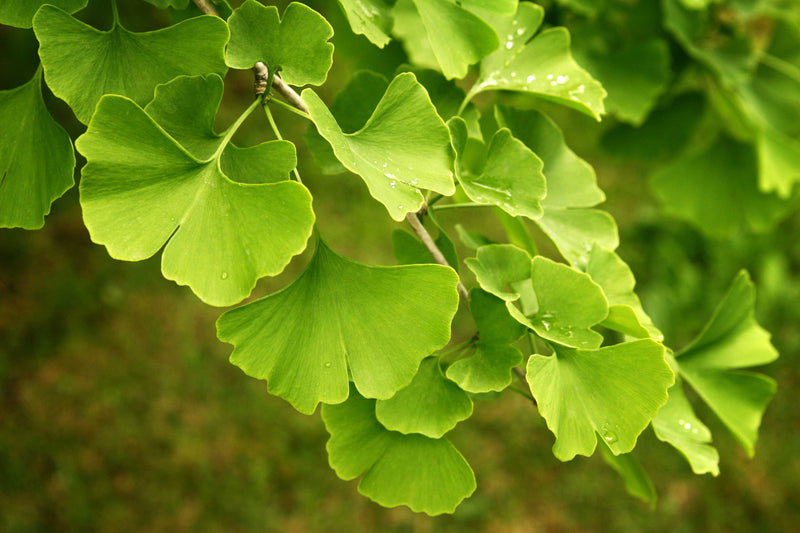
[2,1,800,531]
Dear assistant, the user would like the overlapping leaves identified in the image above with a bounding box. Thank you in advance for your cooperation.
[76,74,314,306]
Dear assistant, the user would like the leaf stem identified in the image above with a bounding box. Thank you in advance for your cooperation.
[508,384,535,402]
[111,0,120,25]
[432,202,493,212]
[263,103,304,184]
[760,53,800,84]
[457,85,480,116]
[512,367,536,405]
[211,97,260,160]
[270,97,312,120]
[405,213,470,302]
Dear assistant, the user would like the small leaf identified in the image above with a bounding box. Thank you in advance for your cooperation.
[535,208,619,268]
[217,240,459,414]
[652,363,720,476]
[474,2,606,120]
[376,357,473,438]
[0,0,86,28]
[527,339,674,461]
[508,256,608,349]
[75,76,313,306]
[455,224,494,250]
[323,386,476,515]
[336,0,394,48]
[225,1,333,86]
[599,444,657,508]
[465,244,532,302]
[303,72,455,221]
[33,5,229,123]
[0,68,74,229]
[469,288,526,345]
[674,271,778,456]
[450,118,546,219]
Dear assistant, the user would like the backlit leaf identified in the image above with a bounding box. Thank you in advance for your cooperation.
[226,1,333,86]
[323,386,476,515]
[217,240,459,414]
[0,68,74,229]
[527,339,673,461]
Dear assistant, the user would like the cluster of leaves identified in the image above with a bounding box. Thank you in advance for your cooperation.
[0,0,782,515]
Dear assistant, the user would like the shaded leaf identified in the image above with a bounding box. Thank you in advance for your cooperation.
[465,244,531,302]
[337,0,394,48]
[226,1,333,86]
[599,444,657,507]
[303,72,455,221]
[33,5,228,123]
[0,68,74,229]
[323,385,476,515]
[527,339,673,460]
[217,240,459,414]
[392,227,458,273]
[0,0,86,28]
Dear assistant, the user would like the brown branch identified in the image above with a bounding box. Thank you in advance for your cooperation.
[405,212,469,302]
[192,0,217,16]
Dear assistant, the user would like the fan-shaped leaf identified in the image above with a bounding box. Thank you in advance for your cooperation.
[465,244,532,302]
[217,240,459,414]
[336,0,393,48]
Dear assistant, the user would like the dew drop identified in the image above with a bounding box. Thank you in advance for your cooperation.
[516,28,525,36]
[557,75,568,84]
[511,71,517,78]
[389,180,396,189]
[324,362,332,368]
[547,74,554,80]
[221,272,229,280]
[527,74,536,83]
[683,422,692,430]
[602,430,618,444]
[506,42,513,50]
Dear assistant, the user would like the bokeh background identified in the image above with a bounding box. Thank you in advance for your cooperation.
[2,1,799,531]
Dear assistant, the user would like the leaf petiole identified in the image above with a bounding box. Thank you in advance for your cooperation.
[432,202,494,212]
[211,96,261,160]
[269,96,312,120]
[263,103,304,184]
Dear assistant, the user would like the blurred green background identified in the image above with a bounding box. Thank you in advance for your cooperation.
[2,1,799,531]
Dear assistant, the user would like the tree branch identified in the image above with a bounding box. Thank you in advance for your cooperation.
[192,0,309,112]
[405,212,469,302]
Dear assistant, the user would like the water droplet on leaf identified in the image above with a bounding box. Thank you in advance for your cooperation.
[221,272,228,280]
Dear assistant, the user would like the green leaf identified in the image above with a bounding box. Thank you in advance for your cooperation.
[217,240,460,414]
[376,357,473,438]
[391,0,440,71]
[75,78,313,307]
[336,0,394,48]
[0,0,86,28]
[650,135,791,237]
[33,5,229,123]
[473,3,606,120]
[225,1,333,86]
[535,208,619,268]
[586,245,662,340]
[408,0,500,79]
[573,39,671,125]
[674,271,778,456]
[652,364,720,476]
[465,244,532,302]
[406,68,482,139]
[455,224,494,250]
[302,72,456,221]
[599,444,657,507]
[0,68,75,229]
[757,125,800,198]
[323,386,476,515]
[527,339,674,461]
[144,0,190,9]
[508,256,608,349]
[469,288,526,345]
[450,118,546,219]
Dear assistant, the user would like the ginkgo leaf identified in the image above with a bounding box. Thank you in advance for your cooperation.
[469,288,526,345]
[225,1,333,86]
[0,68,74,229]
[409,68,482,139]
[0,0,86,28]
[472,2,606,120]
[527,339,674,461]
[336,0,394,48]
[586,245,662,340]
[33,5,229,123]
[674,271,778,456]
[376,357,473,438]
[75,88,313,307]
[535,208,619,268]
[651,136,791,237]
[216,239,460,414]
[652,362,720,476]
[302,72,456,221]
[465,244,532,302]
[599,444,657,507]
[508,256,608,349]
[322,385,476,515]
[449,117,546,220]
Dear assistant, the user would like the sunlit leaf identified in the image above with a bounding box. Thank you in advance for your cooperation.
[217,239,459,414]
[0,68,74,229]
[303,72,456,221]
[527,339,673,461]
[33,5,228,123]
[336,0,394,48]
[323,385,476,515]
[465,244,532,302]
[226,0,333,86]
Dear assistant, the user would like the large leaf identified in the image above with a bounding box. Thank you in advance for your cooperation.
[336,0,394,48]
[75,76,313,306]
[0,68,74,229]
[376,357,473,438]
[472,2,606,119]
[650,135,791,237]
[302,72,456,221]
[323,386,476,515]
[449,118,546,220]
[527,339,674,461]
[0,0,86,28]
[225,1,333,86]
[674,271,778,456]
[217,240,460,414]
[33,5,228,123]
